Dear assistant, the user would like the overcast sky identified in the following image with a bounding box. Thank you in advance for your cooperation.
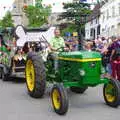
[0,0,14,19]
[0,0,93,19]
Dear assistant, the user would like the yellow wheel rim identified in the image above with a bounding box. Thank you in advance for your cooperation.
[105,83,116,102]
[52,89,61,110]
[26,60,35,92]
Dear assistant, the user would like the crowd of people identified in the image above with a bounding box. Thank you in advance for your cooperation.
[84,36,120,81]
[0,26,120,81]
[36,28,120,81]
[64,33,79,51]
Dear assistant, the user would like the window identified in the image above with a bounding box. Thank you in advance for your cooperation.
[106,9,109,19]
[90,28,93,36]
[102,14,105,22]
[96,19,98,24]
[97,25,100,35]
[112,6,115,17]
[119,3,120,15]
[87,30,89,35]
[102,28,105,32]
[90,28,95,39]
[91,20,93,25]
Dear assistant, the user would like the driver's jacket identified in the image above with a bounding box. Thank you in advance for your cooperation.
[50,36,65,50]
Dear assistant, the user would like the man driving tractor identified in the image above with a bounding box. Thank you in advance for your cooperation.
[49,28,65,51]
[49,28,66,71]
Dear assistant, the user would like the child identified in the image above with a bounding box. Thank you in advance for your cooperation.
[102,50,109,72]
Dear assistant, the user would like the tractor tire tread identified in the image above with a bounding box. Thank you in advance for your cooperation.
[26,53,46,98]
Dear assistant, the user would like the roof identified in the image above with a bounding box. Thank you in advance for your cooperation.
[87,4,101,22]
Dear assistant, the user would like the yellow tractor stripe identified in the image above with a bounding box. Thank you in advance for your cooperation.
[57,57,101,62]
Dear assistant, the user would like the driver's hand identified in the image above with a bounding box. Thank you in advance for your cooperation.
[64,47,70,52]
[49,47,57,51]
[52,48,57,51]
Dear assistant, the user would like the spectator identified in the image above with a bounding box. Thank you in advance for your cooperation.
[71,36,79,51]
[84,41,92,51]
[110,36,120,81]
[102,49,109,72]
[95,38,104,53]
[64,32,73,51]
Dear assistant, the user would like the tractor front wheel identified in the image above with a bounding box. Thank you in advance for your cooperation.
[70,87,88,94]
[103,79,120,107]
[51,84,68,115]
[25,53,46,98]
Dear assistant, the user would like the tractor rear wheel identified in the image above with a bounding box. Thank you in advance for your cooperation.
[0,68,5,80]
[0,68,3,79]
[51,84,68,115]
[103,79,120,107]
[25,52,46,98]
[2,73,9,81]
[70,87,88,94]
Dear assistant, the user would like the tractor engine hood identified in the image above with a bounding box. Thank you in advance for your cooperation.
[58,51,101,62]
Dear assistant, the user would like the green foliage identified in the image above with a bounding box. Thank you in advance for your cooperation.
[35,0,43,7]
[23,0,51,27]
[60,23,77,36]
[61,2,91,25]
[59,2,92,41]
[0,11,14,28]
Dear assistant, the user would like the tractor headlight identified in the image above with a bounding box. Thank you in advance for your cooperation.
[79,69,86,76]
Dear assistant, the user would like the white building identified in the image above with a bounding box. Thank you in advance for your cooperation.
[85,4,101,40]
[11,0,34,26]
[100,0,120,37]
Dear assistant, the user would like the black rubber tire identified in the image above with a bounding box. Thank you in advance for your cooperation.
[70,87,88,94]
[103,79,120,107]
[25,52,46,98]
[0,68,3,79]
[51,84,68,115]
[2,74,9,81]
[1,68,11,81]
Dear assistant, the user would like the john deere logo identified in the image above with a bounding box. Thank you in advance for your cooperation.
[90,62,96,68]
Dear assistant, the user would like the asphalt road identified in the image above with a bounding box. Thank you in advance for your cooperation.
[0,78,120,120]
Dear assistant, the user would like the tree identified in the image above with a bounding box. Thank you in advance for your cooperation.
[1,11,14,28]
[59,1,92,49]
[61,2,91,24]
[59,23,77,36]
[23,0,51,27]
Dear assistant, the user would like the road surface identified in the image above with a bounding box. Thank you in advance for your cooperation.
[0,79,120,120]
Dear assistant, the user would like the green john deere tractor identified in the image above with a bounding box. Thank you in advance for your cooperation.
[25,47,120,115]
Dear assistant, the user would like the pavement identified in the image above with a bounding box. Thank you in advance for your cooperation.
[0,78,120,120]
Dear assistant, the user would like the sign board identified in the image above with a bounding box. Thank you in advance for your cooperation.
[15,25,55,47]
